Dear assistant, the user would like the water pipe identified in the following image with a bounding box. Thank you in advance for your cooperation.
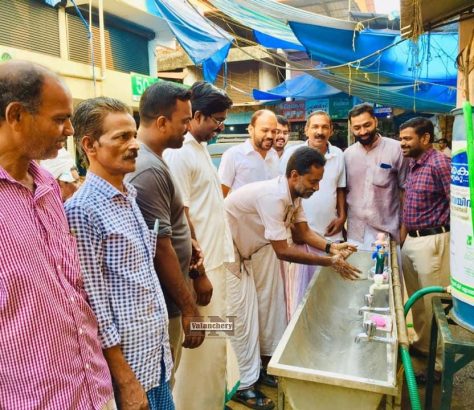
[403,286,448,318]
[390,242,421,410]
[463,102,474,234]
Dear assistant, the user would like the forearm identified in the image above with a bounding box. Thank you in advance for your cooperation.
[155,238,197,316]
[292,223,327,251]
[184,207,196,240]
[103,345,137,387]
[272,241,332,266]
[336,188,347,220]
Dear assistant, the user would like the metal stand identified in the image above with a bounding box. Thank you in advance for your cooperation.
[425,296,474,409]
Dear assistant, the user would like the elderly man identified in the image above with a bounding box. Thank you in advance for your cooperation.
[0,61,114,409]
[226,147,360,410]
[66,97,173,409]
[437,138,451,157]
[344,103,408,249]
[164,82,238,410]
[274,115,290,158]
[126,81,210,386]
[279,110,346,318]
[219,109,279,196]
[399,117,451,383]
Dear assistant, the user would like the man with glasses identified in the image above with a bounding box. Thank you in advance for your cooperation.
[219,109,279,198]
[164,82,238,410]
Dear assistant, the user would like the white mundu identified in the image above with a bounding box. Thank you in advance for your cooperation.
[280,141,346,241]
[225,176,306,387]
[164,132,237,410]
[219,139,279,192]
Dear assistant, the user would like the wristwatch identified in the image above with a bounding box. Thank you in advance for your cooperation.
[325,241,332,254]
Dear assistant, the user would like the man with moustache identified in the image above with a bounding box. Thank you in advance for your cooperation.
[344,103,408,249]
[399,117,450,383]
[219,109,279,197]
[126,81,210,386]
[226,147,360,410]
[274,115,291,158]
[0,61,114,409]
[164,82,238,410]
[279,110,346,318]
[66,97,174,409]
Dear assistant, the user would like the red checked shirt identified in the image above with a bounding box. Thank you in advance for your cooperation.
[0,162,113,409]
[402,148,451,231]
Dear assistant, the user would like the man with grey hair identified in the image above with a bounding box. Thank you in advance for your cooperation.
[0,60,114,409]
[66,97,174,409]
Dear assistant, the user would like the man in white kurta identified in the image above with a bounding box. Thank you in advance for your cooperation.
[163,81,238,410]
[279,111,346,319]
[219,109,279,195]
[219,109,283,387]
[225,147,360,408]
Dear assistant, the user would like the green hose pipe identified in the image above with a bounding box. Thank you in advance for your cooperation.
[400,345,422,410]
[463,102,474,234]
[404,286,447,318]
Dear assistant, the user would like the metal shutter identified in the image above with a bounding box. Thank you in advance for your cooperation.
[67,12,150,75]
[0,0,60,57]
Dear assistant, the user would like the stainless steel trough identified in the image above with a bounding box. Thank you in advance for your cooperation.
[268,250,400,410]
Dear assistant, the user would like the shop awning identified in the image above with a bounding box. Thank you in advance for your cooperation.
[252,74,342,100]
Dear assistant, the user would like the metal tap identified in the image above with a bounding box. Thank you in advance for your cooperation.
[358,306,390,315]
[354,320,395,345]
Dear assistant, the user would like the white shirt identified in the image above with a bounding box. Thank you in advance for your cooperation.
[280,141,346,240]
[218,139,279,191]
[224,176,306,259]
[164,133,234,270]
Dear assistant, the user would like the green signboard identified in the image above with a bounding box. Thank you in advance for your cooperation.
[131,72,159,102]
[330,97,354,119]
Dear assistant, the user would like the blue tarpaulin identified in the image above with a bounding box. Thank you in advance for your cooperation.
[252,74,342,100]
[43,0,65,6]
[151,0,233,83]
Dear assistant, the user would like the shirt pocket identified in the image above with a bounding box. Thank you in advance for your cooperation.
[372,166,392,188]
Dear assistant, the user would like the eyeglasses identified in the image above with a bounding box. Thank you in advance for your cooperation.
[209,115,226,127]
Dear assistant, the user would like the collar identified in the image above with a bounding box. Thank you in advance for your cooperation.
[410,148,435,168]
[0,161,55,192]
[278,175,298,207]
[304,140,335,159]
[85,172,136,200]
[242,139,255,155]
[357,133,383,151]
[184,132,207,149]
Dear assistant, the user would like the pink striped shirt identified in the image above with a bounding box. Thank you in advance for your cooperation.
[0,162,113,409]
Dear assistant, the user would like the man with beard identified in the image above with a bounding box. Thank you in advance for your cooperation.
[344,103,408,249]
[274,115,290,158]
[126,81,210,387]
[66,97,174,409]
[219,109,279,197]
[164,82,239,410]
[226,146,360,410]
[399,117,450,383]
[279,111,346,318]
[0,60,114,410]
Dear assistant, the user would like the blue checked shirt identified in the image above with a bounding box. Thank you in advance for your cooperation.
[65,172,172,392]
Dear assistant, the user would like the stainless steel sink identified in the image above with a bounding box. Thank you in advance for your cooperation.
[268,250,399,410]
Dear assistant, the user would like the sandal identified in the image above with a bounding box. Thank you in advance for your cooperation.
[415,369,442,385]
[232,387,275,410]
[258,368,278,388]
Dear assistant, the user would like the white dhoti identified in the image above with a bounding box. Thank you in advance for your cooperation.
[173,264,239,410]
[226,244,287,388]
[251,244,287,356]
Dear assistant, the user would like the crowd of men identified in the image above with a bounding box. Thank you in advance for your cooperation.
[0,60,451,410]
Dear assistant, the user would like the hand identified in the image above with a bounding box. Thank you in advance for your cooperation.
[330,254,361,280]
[193,273,213,306]
[190,239,204,270]
[330,242,358,259]
[116,377,149,410]
[181,310,205,349]
[325,217,345,237]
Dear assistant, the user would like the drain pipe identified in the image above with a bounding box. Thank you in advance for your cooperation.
[390,242,421,410]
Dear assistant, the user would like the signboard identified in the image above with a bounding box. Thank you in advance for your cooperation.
[330,97,354,119]
[278,101,305,122]
[306,98,329,116]
[131,73,160,102]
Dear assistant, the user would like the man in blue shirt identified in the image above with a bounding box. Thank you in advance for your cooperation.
[65,97,174,410]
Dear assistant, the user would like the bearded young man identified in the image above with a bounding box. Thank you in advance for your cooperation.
[344,103,409,249]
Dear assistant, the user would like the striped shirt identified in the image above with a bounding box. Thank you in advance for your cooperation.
[65,172,172,392]
[0,162,113,409]
[402,148,451,231]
